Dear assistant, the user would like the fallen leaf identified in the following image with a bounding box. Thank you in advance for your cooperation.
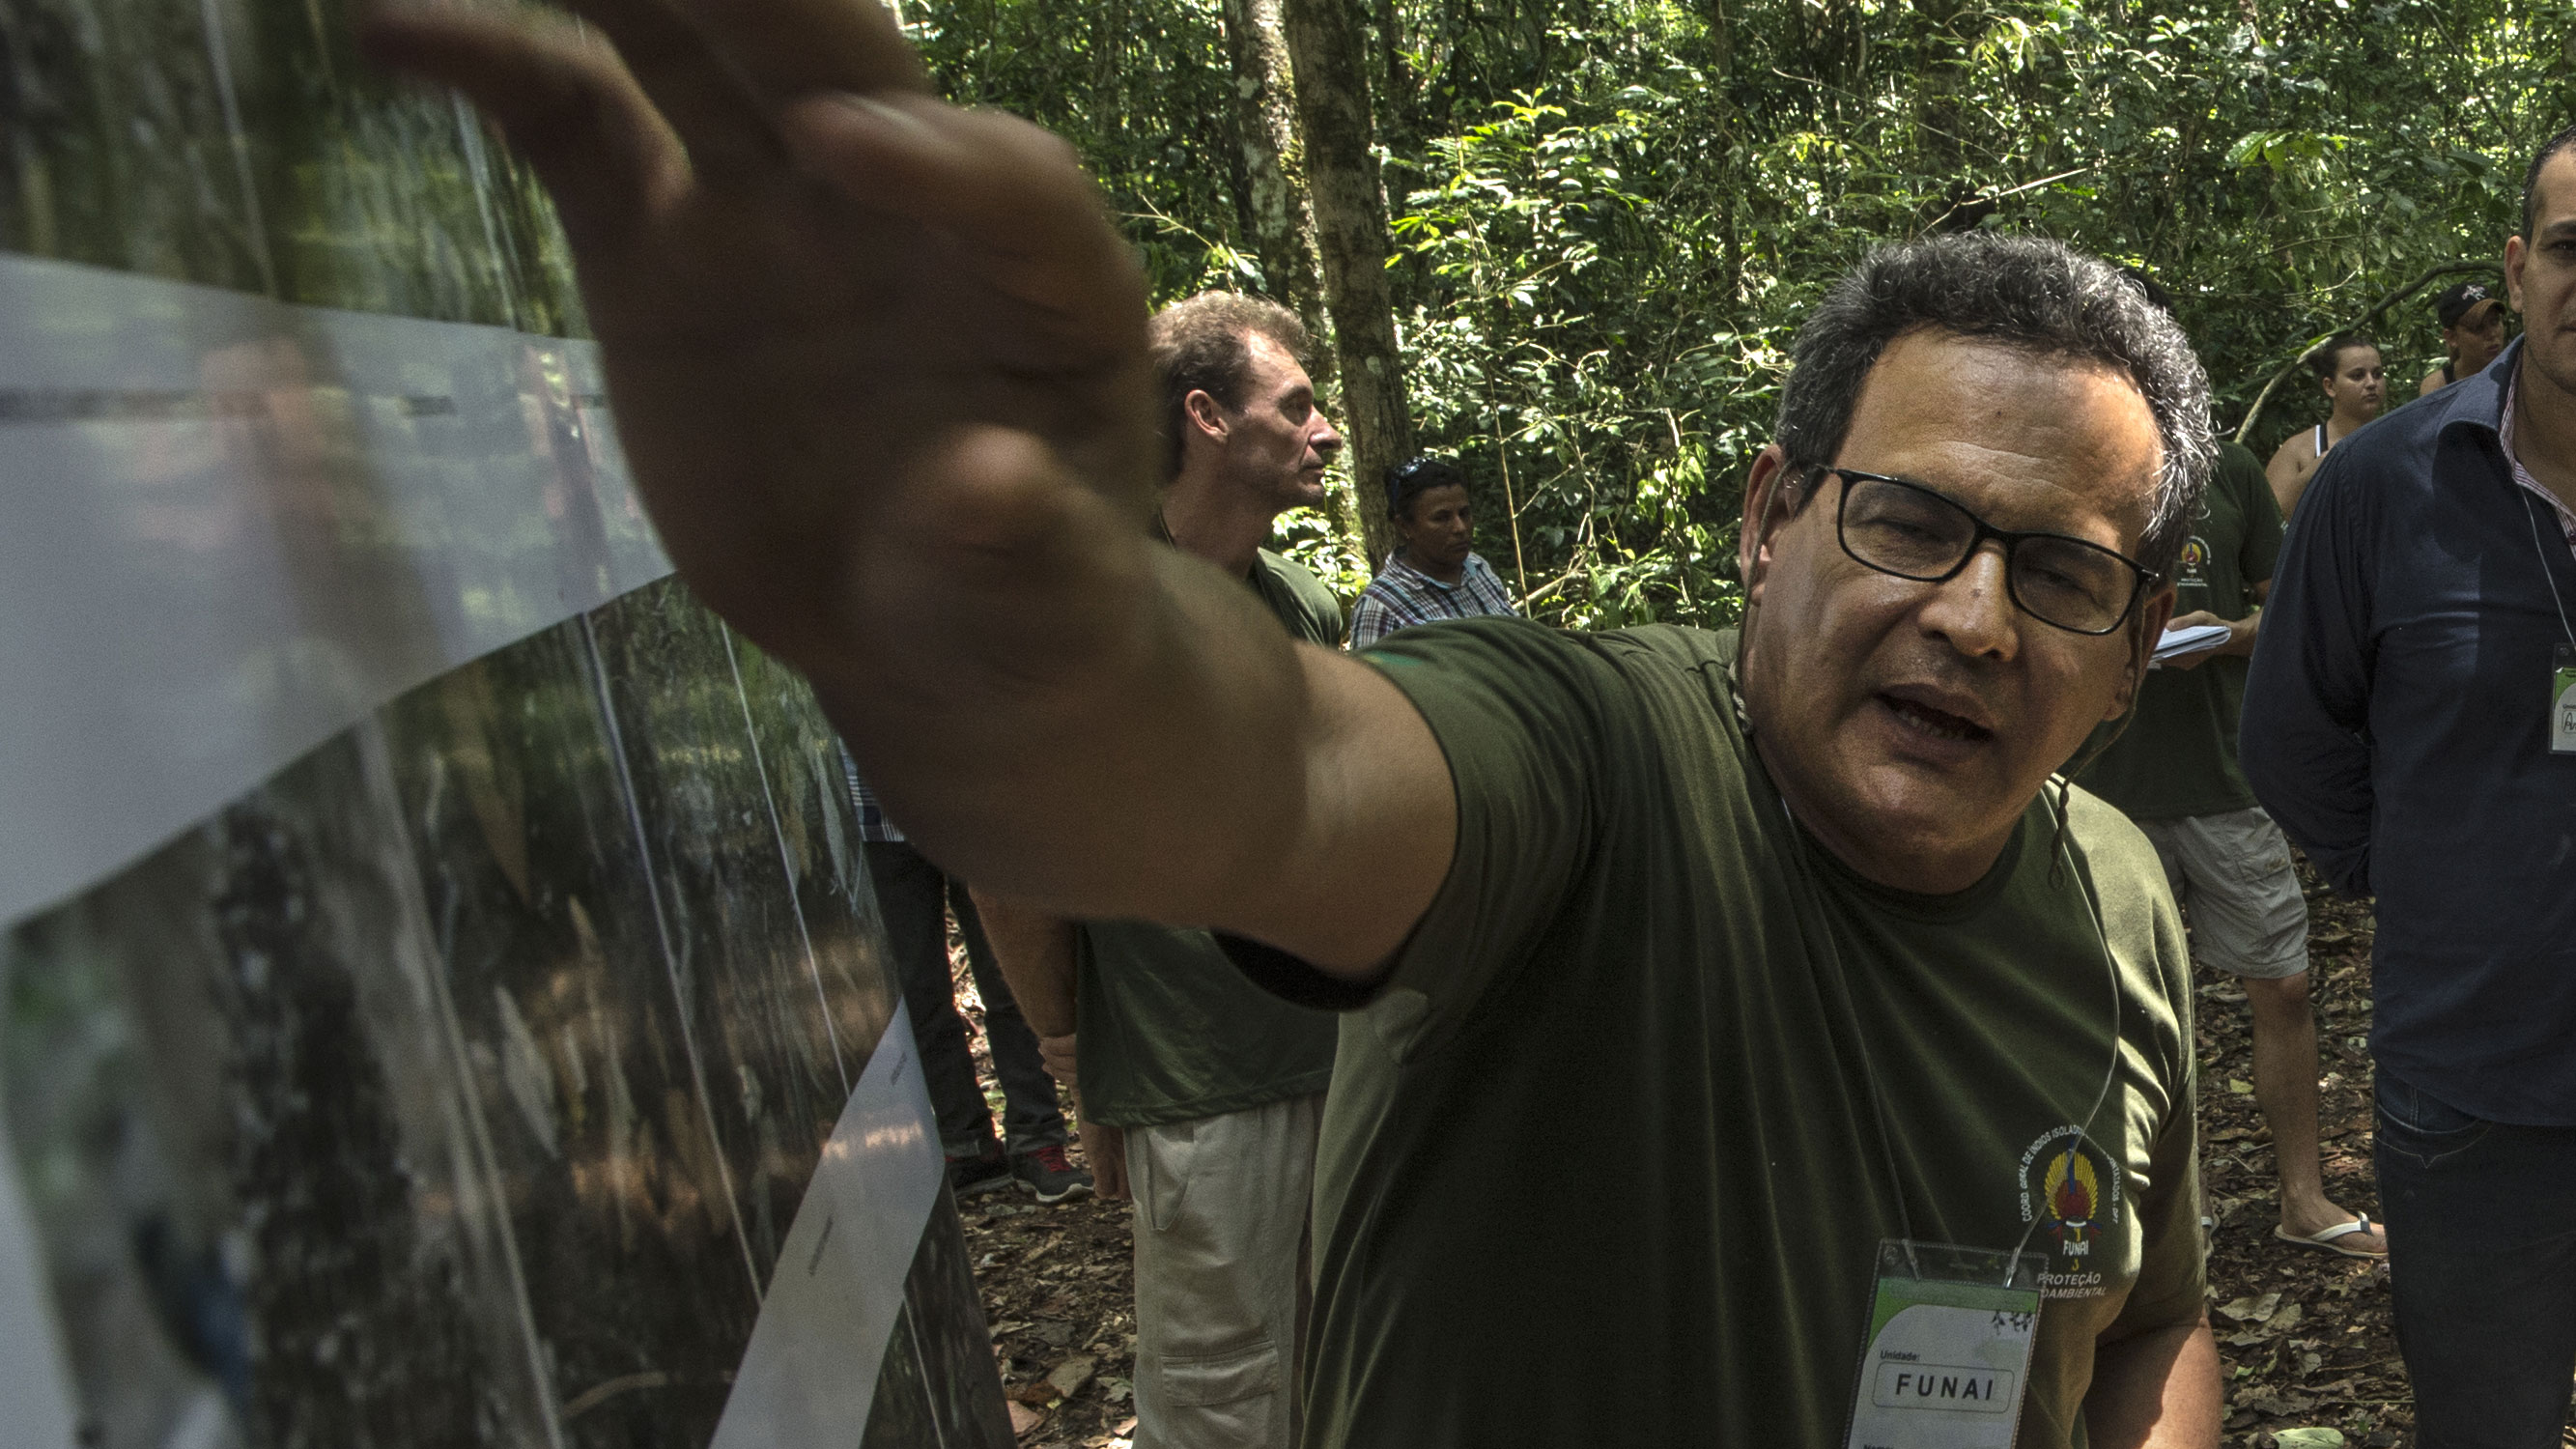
[2269,1302,2304,1335]
[2217,1292,2282,1322]
[1006,1402,1045,1436]
[2274,1430,2346,1448]
[2227,1078,2255,1094]
[1047,1353,1098,1399]
[1116,1417,1138,1435]
[1009,1380,1061,1407]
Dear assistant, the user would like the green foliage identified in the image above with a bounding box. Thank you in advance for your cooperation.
[911,0,2576,628]
[910,0,1248,300]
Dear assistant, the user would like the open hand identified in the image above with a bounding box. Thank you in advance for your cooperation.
[360,0,1159,666]
[1037,1031,1078,1088]
[362,0,1458,976]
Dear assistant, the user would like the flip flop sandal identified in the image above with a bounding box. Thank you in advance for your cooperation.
[2275,1214,2387,1260]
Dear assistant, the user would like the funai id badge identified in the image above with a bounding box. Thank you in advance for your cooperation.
[1844,1240,2041,1449]
[2552,642,2576,754]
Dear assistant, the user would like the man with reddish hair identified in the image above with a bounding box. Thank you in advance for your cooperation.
[979,292,1345,1449]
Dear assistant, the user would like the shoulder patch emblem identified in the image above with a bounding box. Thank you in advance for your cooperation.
[2018,1126,2123,1298]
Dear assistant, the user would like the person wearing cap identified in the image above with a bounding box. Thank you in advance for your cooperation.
[2265,334,2385,519]
[1345,455,1520,649]
[2416,279,2508,397]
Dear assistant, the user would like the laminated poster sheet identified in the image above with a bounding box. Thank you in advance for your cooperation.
[0,252,668,931]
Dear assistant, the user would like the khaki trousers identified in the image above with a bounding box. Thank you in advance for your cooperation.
[1127,1093,1322,1449]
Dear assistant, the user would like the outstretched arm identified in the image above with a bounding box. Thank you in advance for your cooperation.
[2083,1321,2219,1449]
[364,0,1450,977]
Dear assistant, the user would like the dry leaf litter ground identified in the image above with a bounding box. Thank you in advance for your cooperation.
[945,864,2576,1449]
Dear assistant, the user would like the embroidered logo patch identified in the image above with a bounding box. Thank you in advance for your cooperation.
[2173,534,2210,596]
[2018,1126,2122,1298]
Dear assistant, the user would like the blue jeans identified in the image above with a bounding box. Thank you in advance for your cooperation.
[2374,1067,2576,1447]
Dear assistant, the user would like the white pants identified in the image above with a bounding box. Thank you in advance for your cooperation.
[1128,1094,1322,1449]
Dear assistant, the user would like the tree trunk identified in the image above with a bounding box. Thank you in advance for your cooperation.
[1704,0,1732,79]
[1221,0,1329,362]
[1283,0,1408,571]
[1372,0,1410,147]
[1221,0,1371,572]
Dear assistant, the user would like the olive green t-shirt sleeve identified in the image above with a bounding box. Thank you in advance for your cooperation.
[2080,789,2209,1344]
[2225,442,2285,590]
[1358,618,1619,1058]
[2106,1056,2206,1346]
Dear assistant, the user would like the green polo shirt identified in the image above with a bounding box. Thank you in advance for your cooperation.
[1076,548,1344,1127]
[2077,441,2283,820]
[1302,620,2203,1448]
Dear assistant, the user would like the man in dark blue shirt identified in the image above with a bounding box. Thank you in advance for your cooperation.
[2245,127,2576,1447]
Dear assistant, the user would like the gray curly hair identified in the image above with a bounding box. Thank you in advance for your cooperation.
[1772,233,2215,582]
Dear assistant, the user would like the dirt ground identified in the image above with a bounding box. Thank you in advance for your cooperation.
[946,952,1139,1448]
[2197,870,2407,1449]
[946,865,2564,1449]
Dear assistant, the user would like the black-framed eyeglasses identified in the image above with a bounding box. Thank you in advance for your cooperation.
[1806,466,2160,636]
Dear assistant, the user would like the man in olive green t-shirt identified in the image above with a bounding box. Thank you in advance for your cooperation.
[398,19,2220,1441]
[2078,439,2385,1261]
[979,294,1343,1449]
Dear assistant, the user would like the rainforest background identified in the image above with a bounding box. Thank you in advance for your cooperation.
[906,0,2572,622]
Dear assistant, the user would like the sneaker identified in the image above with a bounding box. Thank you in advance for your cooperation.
[948,1143,1013,1199]
[1011,1145,1093,1205]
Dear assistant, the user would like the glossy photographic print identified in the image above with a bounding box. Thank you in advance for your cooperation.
[0,0,1003,1439]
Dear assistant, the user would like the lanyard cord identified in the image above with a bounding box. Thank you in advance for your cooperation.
[1718,621,1920,1248]
[1732,663,2127,1285]
[2520,490,2576,651]
[1728,475,2132,1283]
[2002,781,2127,1277]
